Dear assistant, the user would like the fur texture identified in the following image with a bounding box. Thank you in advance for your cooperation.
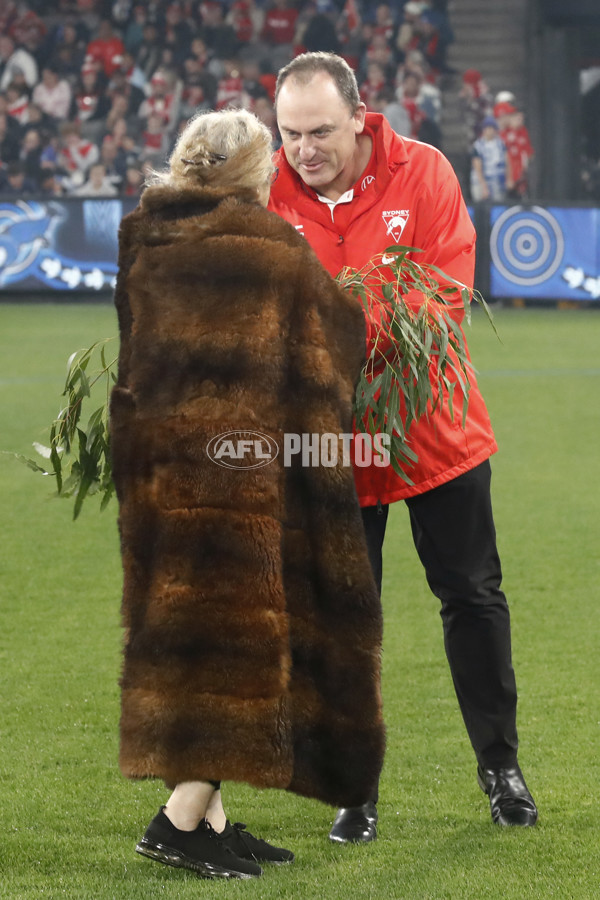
[111,183,385,807]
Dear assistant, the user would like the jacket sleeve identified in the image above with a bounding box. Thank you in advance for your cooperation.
[409,152,476,316]
[365,152,476,353]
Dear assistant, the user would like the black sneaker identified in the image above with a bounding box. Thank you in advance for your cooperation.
[219,820,294,864]
[135,807,262,879]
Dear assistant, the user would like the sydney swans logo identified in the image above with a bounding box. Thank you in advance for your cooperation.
[382,209,410,242]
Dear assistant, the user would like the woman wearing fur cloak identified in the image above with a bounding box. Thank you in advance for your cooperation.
[110,108,385,880]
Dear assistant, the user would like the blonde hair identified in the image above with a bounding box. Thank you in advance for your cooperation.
[152,108,274,194]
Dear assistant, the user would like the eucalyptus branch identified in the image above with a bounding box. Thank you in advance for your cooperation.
[13,338,118,519]
[340,245,497,481]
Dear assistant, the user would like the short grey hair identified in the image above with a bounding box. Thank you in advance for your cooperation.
[151,108,274,192]
[275,52,361,114]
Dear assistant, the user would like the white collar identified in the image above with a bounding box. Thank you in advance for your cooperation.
[316,188,354,221]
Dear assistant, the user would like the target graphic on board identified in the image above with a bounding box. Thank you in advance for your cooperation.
[490,206,565,287]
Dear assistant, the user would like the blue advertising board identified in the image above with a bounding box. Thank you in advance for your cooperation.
[1,197,600,301]
[489,205,600,301]
[0,197,137,292]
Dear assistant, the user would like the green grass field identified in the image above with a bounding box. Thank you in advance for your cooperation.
[1,303,599,899]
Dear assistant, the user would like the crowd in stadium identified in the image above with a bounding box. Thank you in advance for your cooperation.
[0,0,533,202]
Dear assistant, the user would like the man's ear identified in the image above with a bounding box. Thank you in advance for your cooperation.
[353,102,367,135]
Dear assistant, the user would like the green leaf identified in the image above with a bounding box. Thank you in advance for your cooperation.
[384,244,423,256]
[2,450,53,476]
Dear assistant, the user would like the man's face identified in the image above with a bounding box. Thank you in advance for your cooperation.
[276,72,366,200]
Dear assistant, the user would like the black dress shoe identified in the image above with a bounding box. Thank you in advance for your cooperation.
[477,764,538,826]
[329,801,378,843]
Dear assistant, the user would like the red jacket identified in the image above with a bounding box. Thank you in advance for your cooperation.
[268,112,497,506]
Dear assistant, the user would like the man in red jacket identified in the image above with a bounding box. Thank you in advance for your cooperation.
[269,52,538,842]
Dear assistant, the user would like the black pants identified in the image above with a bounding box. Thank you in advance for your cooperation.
[362,460,519,769]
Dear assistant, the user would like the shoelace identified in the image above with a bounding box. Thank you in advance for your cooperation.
[231,822,263,854]
[201,818,239,855]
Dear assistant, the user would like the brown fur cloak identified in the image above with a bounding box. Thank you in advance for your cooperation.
[110,182,385,807]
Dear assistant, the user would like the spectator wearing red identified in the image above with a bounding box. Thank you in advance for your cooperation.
[227,1,257,44]
[396,1,427,57]
[86,19,125,79]
[262,0,298,45]
[5,81,30,124]
[139,70,180,132]
[493,101,514,133]
[406,9,444,75]
[396,69,427,139]
[496,103,534,198]
[70,63,110,133]
[259,66,277,103]
[359,61,387,112]
[399,52,442,123]
[215,59,247,110]
[334,0,362,68]
[372,3,397,44]
[123,163,144,196]
[140,111,171,160]
[56,120,100,189]
[261,0,299,68]
[341,0,361,34]
[363,31,394,73]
